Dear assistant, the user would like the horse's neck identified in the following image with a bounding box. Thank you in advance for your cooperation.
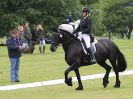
[62,39,82,59]
[61,34,73,49]
[61,32,74,42]
[61,35,79,53]
[62,40,74,53]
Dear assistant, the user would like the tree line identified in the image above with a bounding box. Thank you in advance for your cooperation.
[0,0,132,39]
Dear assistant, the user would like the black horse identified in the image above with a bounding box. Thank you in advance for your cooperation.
[50,30,127,90]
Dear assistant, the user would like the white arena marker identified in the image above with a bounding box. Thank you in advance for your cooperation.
[0,70,133,91]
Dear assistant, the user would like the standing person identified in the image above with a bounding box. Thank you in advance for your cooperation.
[66,12,74,23]
[36,24,46,54]
[73,7,96,64]
[6,29,24,83]
[18,25,29,51]
[24,22,32,47]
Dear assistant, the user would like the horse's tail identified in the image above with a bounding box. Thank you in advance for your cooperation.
[117,48,127,72]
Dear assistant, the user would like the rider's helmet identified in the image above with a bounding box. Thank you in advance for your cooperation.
[82,7,90,13]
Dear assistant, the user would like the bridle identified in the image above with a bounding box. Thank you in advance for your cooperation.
[51,31,75,47]
[51,32,60,47]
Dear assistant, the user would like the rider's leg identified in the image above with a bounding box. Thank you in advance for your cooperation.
[82,34,90,48]
[87,47,96,63]
[82,34,96,63]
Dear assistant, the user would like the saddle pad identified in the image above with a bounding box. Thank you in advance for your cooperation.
[58,20,80,34]
[81,39,97,55]
[58,24,74,33]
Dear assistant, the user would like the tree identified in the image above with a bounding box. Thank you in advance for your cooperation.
[103,0,133,39]
[0,0,80,37]
[80,0,99,5]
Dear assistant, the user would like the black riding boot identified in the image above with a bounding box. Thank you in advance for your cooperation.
[87,47,96,64]
[43,46,45,54]
[39,47,42,53]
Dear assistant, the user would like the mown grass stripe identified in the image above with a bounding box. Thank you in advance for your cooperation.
[0,70,133,91]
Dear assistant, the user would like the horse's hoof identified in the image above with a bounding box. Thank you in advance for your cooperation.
[103,83,108,88]
[68,77,73,86]
[65,77,73,86]
[75,87,83,90]
[113,84,120,88]
[103,81,109,88]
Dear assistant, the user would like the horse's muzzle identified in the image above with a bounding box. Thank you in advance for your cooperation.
[50,46,57,52]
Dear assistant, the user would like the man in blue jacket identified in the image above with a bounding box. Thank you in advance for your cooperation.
[6,29,24,83]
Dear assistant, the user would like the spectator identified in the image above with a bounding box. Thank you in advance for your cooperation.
[66,12,74,23]
[18,25,29,51]
[24,22,32,47]
[6,29,24,83]
[36,24,46,54]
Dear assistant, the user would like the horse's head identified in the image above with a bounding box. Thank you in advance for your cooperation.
[50,28,77,52]
[50,30,62,52]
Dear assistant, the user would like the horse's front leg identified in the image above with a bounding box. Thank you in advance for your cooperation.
[64,64,76,86]
[74,68,83,90]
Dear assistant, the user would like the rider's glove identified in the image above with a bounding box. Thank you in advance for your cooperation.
[78,32,82,36]
[74,33,78,38]
[74,32,82,37]
[76,32,82,40]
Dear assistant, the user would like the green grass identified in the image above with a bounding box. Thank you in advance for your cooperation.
[0,75,133,99]
[0,38,133,99]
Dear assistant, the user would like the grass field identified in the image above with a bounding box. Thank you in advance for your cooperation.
[0,38,133,99]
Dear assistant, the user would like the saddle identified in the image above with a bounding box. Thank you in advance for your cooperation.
[81,36,97,55]
[79,37,97,64]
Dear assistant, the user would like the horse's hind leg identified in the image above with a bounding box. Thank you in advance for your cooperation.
[110,60,121,88]
[113,66,120,88]
[108,53,121,88]
[74,69,83,90]
[98,61,112,88]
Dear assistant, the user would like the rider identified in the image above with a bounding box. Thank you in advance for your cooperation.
[73,7,96,64]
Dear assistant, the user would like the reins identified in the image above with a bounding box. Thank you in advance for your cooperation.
[59,32,76,46]
[61,38,75,46]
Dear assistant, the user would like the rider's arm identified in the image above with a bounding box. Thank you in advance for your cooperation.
[73,25,80,34]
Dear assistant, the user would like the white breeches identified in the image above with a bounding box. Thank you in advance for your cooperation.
[82,34,90,48]
[77,32,90,48]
